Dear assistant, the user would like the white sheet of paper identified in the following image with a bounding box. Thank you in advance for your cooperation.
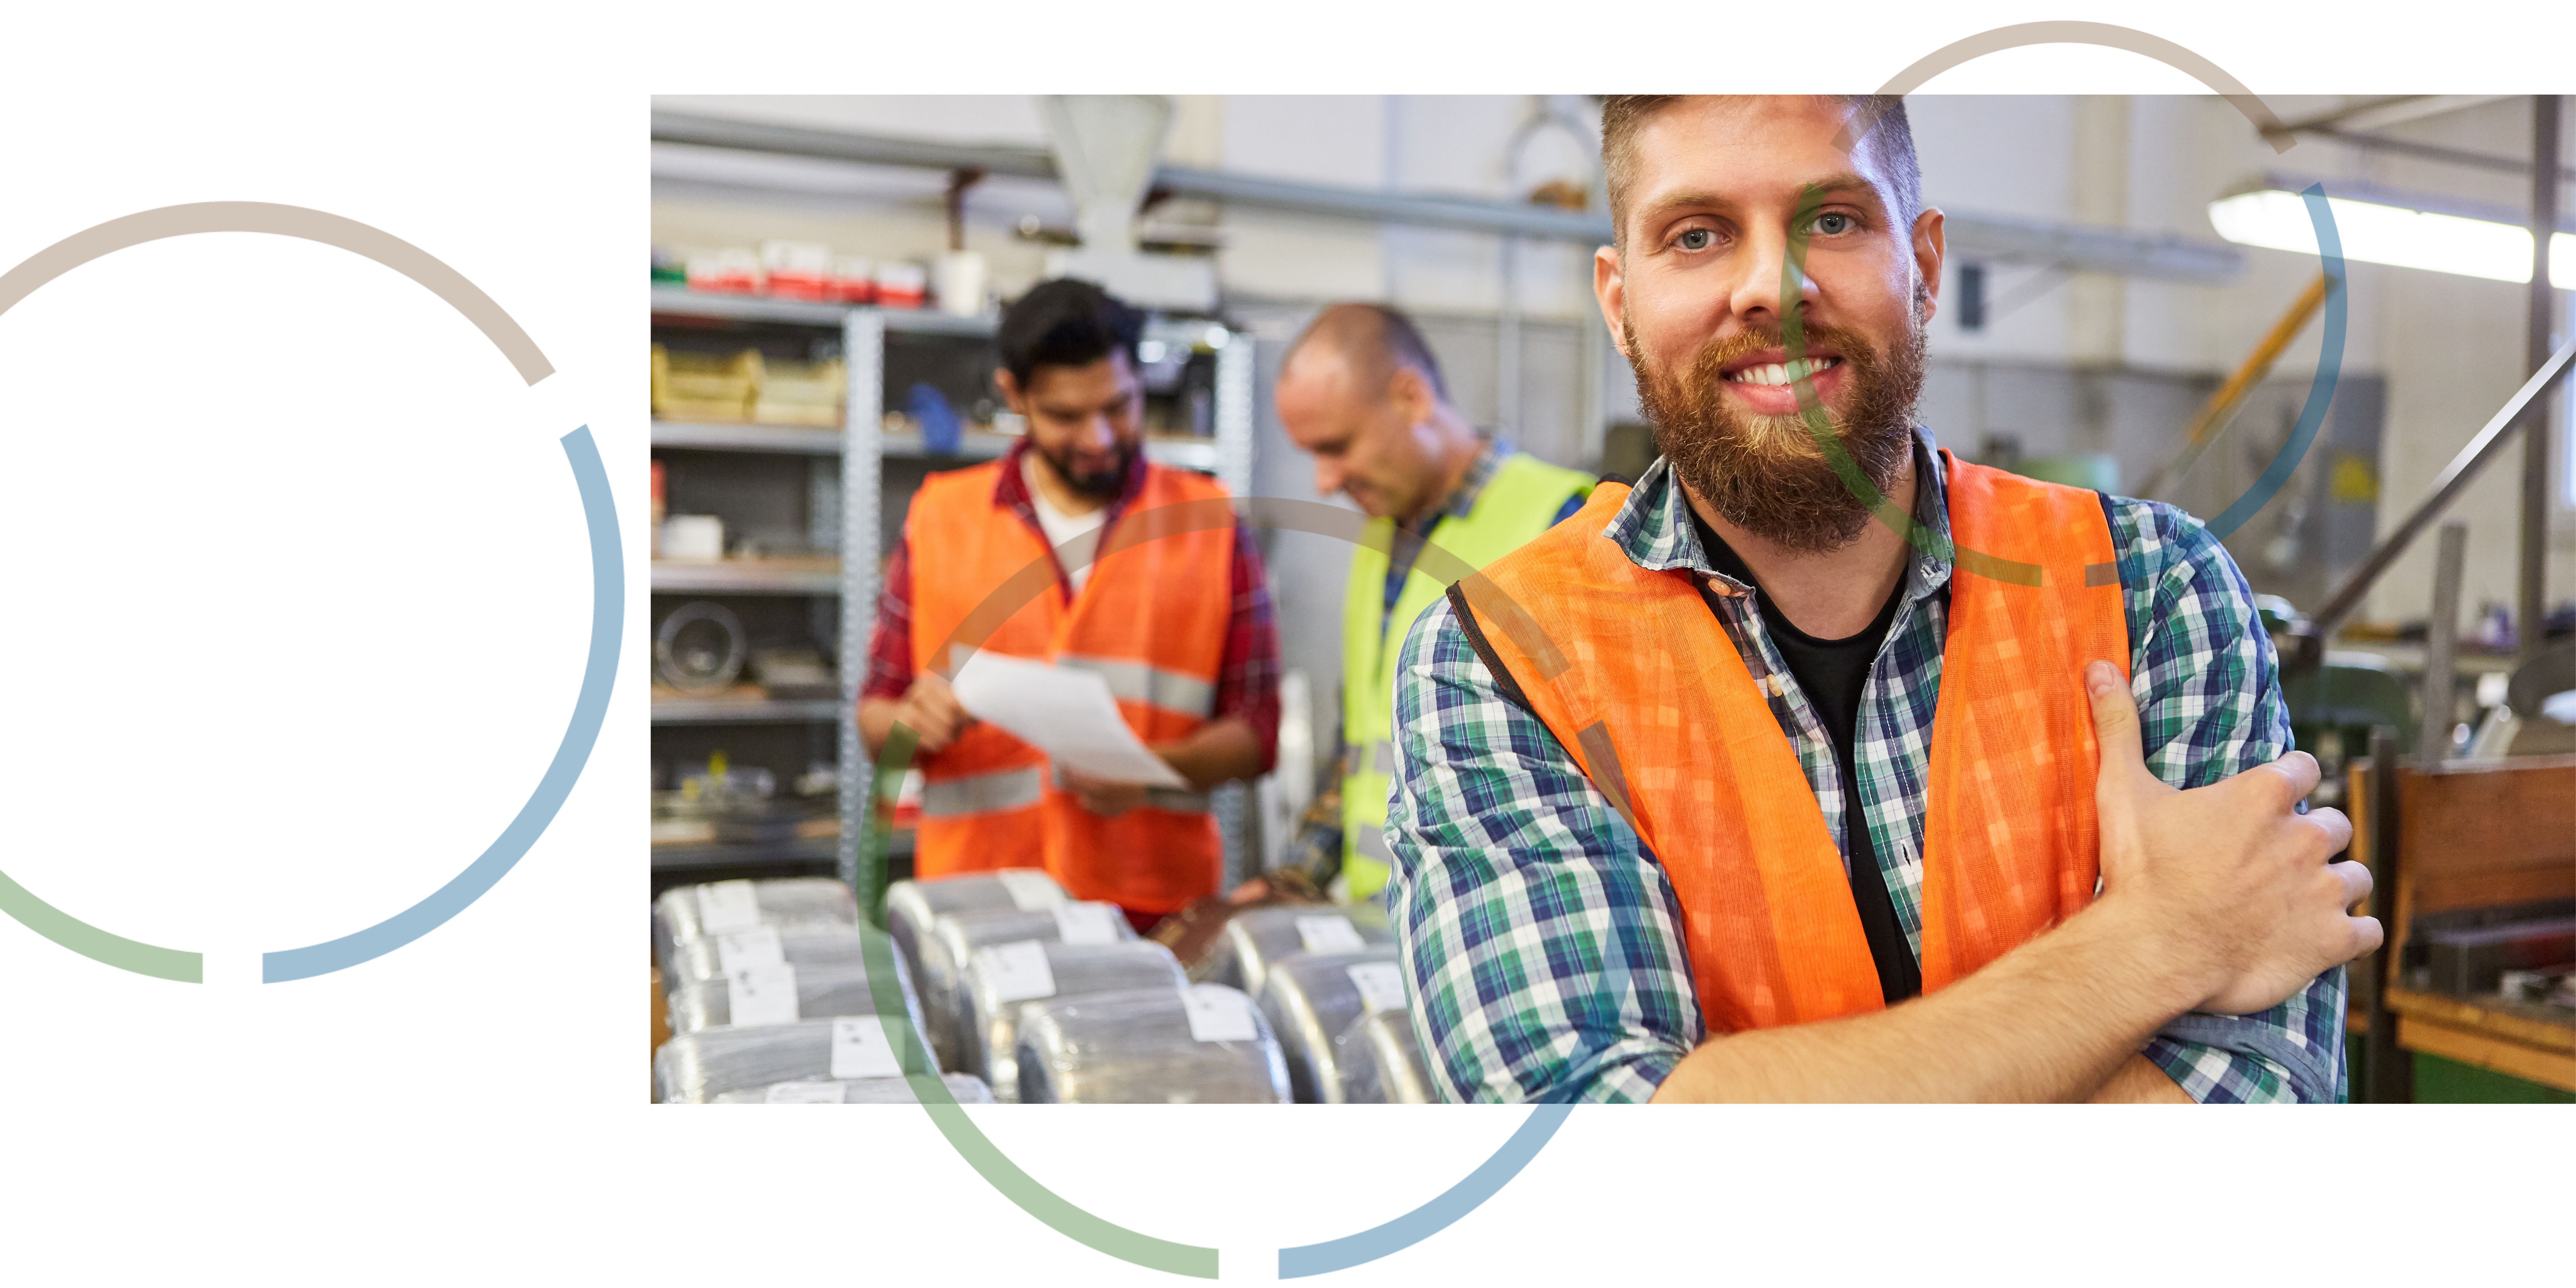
[1297,915,1366,954]
[976,940,1057,1003]
[726,964,801,1026]
[830,1017,902,1079]
[1182,985,1258,1043]
[1345,962,1408,1014]
[695,880,763,934]
[950,653,1189,789]
[1052,903,1121,946]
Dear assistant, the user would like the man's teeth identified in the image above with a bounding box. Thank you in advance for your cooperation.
[1726,357,1839,386]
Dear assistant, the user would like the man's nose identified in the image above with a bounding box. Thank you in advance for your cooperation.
[1314,457,1347,498]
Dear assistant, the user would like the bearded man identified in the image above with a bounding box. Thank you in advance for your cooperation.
[1381,95,2378,1102]
[861,278,1279,931]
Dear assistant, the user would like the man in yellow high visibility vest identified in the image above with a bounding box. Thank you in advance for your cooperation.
[1273,303,1594,901]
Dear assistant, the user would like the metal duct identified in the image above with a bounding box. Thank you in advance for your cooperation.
[1255,947,1406,1104]
[653,877,859,978]
[1333,1008,1436,1104]
[713,1073,995,1104]
[917,903,1136,1073]
[1200,903,1394,999]
[884,869,1067,998]
[664,957,925,1039]
[654,1016,936,1104]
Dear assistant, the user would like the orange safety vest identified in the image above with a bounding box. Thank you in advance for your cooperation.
[903,458,1235,914]
[1455,454,2128,1032]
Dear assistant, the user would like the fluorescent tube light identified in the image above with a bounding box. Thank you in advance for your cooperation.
[2208,187,2573,287]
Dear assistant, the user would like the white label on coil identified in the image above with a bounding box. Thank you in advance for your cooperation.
[1296,915,1366,954]
[831,1017,902,1079]
[976,940,1057,1003]
[764,1080,846,1104]
[726,963,802,1026]
[1346,961,1408,1013]
[1052,902,1121,945]
[696,880,763,934]
[715,927,785,975]
[996,868,1064,910]
[1182,985,1259,1043]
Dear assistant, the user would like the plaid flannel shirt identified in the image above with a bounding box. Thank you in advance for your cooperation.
[1384,430,2347,1104]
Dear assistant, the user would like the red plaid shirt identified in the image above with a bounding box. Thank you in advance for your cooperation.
[862,438,1281,774]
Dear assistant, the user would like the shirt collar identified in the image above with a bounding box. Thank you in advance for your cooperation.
[1405,435,1509,531]
[1606,426,1956,605]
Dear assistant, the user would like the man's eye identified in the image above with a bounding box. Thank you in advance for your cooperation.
[1813,213,1854,236]
[1675,228,1714,251]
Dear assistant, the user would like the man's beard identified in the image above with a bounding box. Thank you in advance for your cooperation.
[1038,438,1137,501]
[1627,298,1926,555]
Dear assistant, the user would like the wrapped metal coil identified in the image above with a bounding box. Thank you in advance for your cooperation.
[918,903,1136,1074]
[1333,1008,1437,1104]
[712,1073,994,1104]
[664,924,904,992]
[654,1015,935,1104]
[963,939,1186,1102]
[652,877,858,976]
[885,869,1066,998]
[1014,985,1291,1105]
[1254,948,1407,1104]
[664,956,927,1039]
[1200,903,1393,998]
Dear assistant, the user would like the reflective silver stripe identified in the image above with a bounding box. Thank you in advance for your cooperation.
[1058,653,1216,719]
[1369,740,1400,774]
[1352,824,1395,865]
[1142,786,1213,813]
[920,766,1045,817]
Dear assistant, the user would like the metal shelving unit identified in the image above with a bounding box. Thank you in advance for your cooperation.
[649,286,1254,903]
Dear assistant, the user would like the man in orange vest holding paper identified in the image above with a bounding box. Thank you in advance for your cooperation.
[861,279,1279,931]
[1385,95,2380,1102]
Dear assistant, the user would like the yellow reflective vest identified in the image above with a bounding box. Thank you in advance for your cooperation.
[1339,451,1594,899]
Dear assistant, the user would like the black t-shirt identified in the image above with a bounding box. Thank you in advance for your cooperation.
[1689,512,1924,1006]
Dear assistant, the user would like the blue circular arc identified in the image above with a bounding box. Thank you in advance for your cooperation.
[2203,183,2346,539]
[263,426,621,982]
[1276,1104,1573,1278]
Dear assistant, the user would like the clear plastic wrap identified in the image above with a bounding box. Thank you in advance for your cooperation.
[1198,903,1394,998]
[885,869,1066,997]
[664,954,927,1040]
[653,1015,936,1104]
[1332,1008,1436,1104]
[664,924,905,992]
[964,939,1186,1102]
[653,877,859,976]
[1254,948,1404,1104]
[711,1073,994,1104]
[916,903,1137,1073]
[1013,985,1291,1105]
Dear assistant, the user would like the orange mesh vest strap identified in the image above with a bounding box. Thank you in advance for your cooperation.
[904,461,1235,912]
[1457,455,2127,1033]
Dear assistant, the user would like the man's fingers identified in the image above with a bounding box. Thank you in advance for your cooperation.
[2348,915,2386,959]
[2330,858,2374,910]
[2304,805,2355,858]
[2248,749,2323,806]
[2084,660,2149,786]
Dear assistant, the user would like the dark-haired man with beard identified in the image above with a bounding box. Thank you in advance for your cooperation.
[1381,95,2377,1102]
[861,278,1279,931]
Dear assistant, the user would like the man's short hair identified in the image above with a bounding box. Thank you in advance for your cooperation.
[1283,302,1450,402]
[1599,95,1922,249]
[997,278,1144,385]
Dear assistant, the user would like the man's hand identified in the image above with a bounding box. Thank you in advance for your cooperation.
[1056,765,1151,817]
[2085,659,2380,1015]
[891,672,971,754]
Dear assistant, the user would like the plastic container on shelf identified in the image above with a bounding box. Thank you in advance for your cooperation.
[884,869,1066,1000]
[962,938,1186,1102]
[759,240,834,301]
[1332,1008,1437,1104]
[1014,985,1290,1105]
[830,256,877,304]
[874,261,928,310]
[650,344,762,422]
[1198,903,1394,999]
[712,1073,994,1104]
[1253,947,1407,1104]
[684,247,761,295]
[654,1015,936,1104]
[752,356,846,427]
[916,902,1136,1074]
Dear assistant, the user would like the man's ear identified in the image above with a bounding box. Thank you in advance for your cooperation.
[994,368,1026,415]
[1387,364,1434,427]
[1911,207,1945,325]
[1595,244,1630,359]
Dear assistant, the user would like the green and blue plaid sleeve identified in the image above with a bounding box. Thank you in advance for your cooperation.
[1383,594,1700,1103]
[2111,498,2348,1104]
